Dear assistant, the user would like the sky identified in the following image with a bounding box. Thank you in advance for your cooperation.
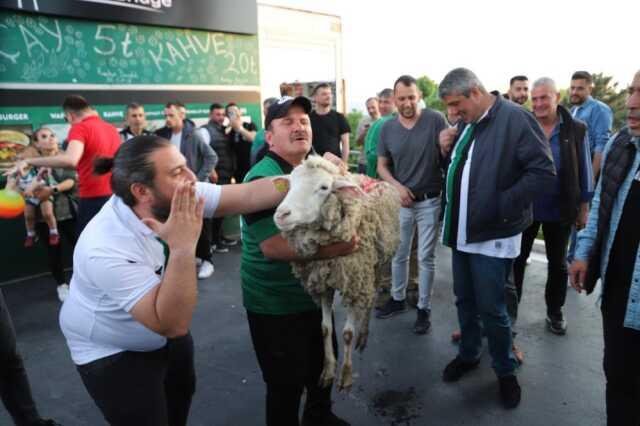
[262,0,639,112]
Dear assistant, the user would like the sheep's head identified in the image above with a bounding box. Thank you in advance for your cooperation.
[273,156,361,232]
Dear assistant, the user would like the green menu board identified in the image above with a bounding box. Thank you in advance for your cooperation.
[0,10,260,86]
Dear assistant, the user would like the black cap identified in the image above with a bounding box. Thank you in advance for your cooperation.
[264,96,312,129]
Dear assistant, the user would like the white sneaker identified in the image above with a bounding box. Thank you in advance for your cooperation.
[57,284,70,302]
[197,260,214,279]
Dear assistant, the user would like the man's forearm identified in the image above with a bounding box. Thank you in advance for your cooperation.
[592,153,602,182]
[155,249,198,337]
[216,178,285,217]
[28,154,76,169]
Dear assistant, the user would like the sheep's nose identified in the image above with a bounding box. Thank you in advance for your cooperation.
[275,208,291,222]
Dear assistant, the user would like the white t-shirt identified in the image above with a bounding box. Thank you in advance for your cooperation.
[453,117,522,259]
[170,130,182,151]
[60,182,221,365]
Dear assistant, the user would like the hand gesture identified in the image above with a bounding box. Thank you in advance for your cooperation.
[142,181,204,254]
[568,260,588,293]
[394,184,415,207]
[3,160,27,177]
[439,127,458,157]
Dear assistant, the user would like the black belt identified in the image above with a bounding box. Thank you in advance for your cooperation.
[413,191,441,202]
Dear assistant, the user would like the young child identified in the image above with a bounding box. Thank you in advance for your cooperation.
[6,145,59,247]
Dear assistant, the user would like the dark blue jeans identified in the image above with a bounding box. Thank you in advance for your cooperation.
[452,249,518,377]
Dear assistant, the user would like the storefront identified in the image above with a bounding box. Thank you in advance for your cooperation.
[0,0,261,282]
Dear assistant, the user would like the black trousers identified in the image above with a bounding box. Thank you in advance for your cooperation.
[513,220,572,317]
[77,196,110,235]
[247,310,338,426]
[195,219,212,262]
[35,219,77,286]
[602,275,640,426]
[77,333,196,426]
[0,289,44,426]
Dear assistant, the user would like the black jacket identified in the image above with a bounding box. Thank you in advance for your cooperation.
[446,95,556,243]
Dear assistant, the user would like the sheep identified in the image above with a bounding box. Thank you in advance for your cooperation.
[273,155,400,391]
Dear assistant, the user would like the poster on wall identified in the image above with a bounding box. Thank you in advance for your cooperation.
[0,126,32,174]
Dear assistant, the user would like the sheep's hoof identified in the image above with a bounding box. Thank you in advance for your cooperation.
[318,365,336,388]
[337,363,353,392]
[355,332,368,352]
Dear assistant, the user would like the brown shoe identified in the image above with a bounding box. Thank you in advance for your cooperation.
[513,343,524,365]
[24,235,36,248]
[49,234,60,246]
[451,330,461,343]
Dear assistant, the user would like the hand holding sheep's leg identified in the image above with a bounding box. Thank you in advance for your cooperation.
[355,308,371,352]
[318,291,337,388]
[338,309,356,392]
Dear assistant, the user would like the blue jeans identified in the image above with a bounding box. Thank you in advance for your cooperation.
[391,197,441,310]
[452,249,518,377]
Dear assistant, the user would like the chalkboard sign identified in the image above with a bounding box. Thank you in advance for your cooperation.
[0,10,260,86]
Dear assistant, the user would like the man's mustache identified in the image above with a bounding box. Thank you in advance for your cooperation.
[628,110,640,120]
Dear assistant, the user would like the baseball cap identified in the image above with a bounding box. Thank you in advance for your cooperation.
[264,96,312,129]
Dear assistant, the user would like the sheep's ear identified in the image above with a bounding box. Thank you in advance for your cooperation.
[271,175,290,193]
[332,178,365,197]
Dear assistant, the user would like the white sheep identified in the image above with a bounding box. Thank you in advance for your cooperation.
[273,155,400,391]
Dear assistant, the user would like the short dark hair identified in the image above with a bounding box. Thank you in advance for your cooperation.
[165,101,184,110]
[393,75,417,92]
[378,88,393,99]
[571,71,592,84]
[312,83,331,96]
[62,95,91,113]
[94,135,171,207]
[509,75,528,86]
[209,102,224,112]
[225,102,237,113]
[126,102,144,112]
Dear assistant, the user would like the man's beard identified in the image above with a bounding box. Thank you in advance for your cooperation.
[151,189,172,222]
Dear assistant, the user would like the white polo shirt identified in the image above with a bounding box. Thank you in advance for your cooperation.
[59,182,221,365]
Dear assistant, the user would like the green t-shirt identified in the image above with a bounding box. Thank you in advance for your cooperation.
[364,114,395,178]
[250,129,266,157]
[240,152,318,315]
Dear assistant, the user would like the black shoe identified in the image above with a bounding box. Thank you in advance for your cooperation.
[375,298,407,319]
[221,236,238,246]
[301,411,350,426]
[498,374,521,409]
[211,243,229,254]
[414,308,431,334]
[442,356,480,382]
[546,313,567,335]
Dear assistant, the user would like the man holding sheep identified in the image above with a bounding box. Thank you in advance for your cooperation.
[375,75,448,335]
[240,96,353,426]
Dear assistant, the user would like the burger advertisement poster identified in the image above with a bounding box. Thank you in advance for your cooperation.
[0,126,32,175]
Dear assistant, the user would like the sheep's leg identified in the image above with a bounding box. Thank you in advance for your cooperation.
[318,291,337,388]
[338,308,356,392]
[355,308,372,352]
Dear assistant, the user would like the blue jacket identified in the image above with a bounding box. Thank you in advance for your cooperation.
[571,96,613,156]
[446,95,556,243]
[575,131,640,330]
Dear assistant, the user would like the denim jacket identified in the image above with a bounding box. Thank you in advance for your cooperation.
[575,131,640,330]
[571,96,613,155]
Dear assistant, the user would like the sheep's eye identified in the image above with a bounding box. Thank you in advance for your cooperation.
[319,185,329,191]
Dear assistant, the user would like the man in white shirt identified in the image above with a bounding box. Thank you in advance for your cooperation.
[59,134,285,425]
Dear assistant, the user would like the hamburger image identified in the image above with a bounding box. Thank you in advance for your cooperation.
[0,130,30,173]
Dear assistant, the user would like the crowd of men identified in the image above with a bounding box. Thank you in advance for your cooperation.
[1,67,639,426]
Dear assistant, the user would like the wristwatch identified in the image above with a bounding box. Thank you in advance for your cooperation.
[52,186,59,194]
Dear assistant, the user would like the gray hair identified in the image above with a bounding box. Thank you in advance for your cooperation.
[377,88,393,99]
[532,77,558,93]
[438,68,486,98]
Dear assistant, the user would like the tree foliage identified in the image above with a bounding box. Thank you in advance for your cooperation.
[416,75,445,113]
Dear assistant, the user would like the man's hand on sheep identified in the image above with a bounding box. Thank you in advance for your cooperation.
[322,152,348,175]
[315,235,359,259]
[393,183,415,208]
